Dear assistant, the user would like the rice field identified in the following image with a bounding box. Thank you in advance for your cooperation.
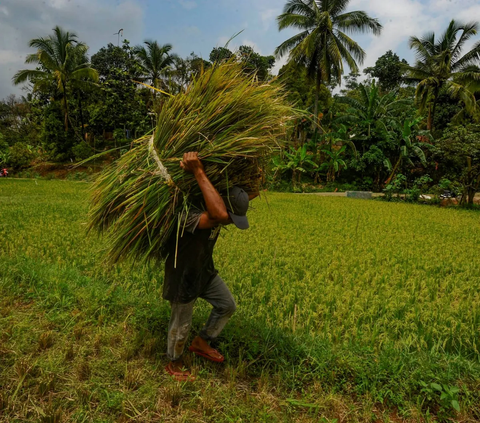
[1,179,480,422]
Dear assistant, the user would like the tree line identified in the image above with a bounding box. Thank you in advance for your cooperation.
[1,0,480,204]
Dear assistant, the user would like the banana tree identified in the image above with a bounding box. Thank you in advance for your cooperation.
[385,117,431,184]
[313,124,356,182]
[272,144,318,188]
[320,145,348,182]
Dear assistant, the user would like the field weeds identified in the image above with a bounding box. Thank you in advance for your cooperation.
[1,180,480,421]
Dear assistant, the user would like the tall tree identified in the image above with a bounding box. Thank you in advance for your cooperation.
[404,20,480,131]
[13,26,98,131]
[237,45,275,81]
[364,50,408,92]
[209,47,234,63]
[275,0,382,123]
[170,53,211,93]
[209,46,275,81]
[133,41,176,92]
[89,41,149,139]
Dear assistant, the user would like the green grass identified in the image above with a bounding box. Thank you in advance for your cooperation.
[1,179,480,422]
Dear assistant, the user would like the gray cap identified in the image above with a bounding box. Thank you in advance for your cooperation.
[223,186,249,230]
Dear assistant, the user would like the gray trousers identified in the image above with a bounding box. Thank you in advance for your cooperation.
[167,275,236,361]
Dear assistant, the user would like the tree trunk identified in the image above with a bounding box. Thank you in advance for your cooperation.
[78,94,85,140]
[468,187,476,205]
[427,103,432,131]
[431,98,437,132]
[314,71,320,126]
[375,171,381,191]
[385,156,402,185]
[313,69,324,134]
[428,88,439,132]
[62,82,69,132]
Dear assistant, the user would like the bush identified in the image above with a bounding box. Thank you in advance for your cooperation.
[434,178,462,198]
[383,174,406,201]
[0,133,10,166]
[354,177,374,191]
[405,175,433,202]
[9,143,36,170]
[72,142,94,161]
[16,170,40,178]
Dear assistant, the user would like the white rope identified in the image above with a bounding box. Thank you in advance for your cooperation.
[148,136,173,184]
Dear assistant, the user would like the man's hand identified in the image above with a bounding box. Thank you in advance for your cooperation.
[180,152,204,175]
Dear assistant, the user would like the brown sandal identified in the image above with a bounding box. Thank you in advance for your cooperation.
[165,362,196,382]
[188,345,224,363]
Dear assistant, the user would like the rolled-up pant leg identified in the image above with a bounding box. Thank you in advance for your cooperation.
[167,300,195,361]
[199,275,236,341]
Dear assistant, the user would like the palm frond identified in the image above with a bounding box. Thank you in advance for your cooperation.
[275,31,310,58]
[335,10,382,36]
[12,69,48,85]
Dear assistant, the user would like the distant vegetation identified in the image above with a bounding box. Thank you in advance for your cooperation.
[1,0,480,204]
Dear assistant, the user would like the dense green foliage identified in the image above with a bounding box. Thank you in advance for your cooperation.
[435,124,480,204]
[364,50,408,92]
[13,26,99,132]
[403,20,480,131]
[2,180,480,421]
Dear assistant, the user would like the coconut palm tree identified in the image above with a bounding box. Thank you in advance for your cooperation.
[275,0,382,122]
[404,20,480,131]
[133,41,177,92]
[13,26,98,131]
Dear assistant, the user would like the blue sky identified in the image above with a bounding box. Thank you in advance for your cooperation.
[1,0,478,98]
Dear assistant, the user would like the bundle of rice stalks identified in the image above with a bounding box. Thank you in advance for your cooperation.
[89,61,298,263]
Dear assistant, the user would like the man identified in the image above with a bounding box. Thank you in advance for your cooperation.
[164,151,255,381]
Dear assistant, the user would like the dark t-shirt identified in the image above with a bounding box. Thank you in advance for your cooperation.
[163,210,221,303]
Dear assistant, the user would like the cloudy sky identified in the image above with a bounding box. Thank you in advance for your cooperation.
[0,0,477,99]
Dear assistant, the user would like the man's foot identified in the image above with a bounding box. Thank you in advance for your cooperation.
[188,336,224,363]
[165,360,196,382]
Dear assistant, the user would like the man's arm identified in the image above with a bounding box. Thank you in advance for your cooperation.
[180,152,231,229]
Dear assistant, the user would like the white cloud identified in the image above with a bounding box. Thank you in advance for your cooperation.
[454,4,480,23]
[272,55,288,76]
[260,8,280,31]
[348,0,429,68]
[241,39,262,54]
[49,0,70,10]
[429,0,476,14]
[0,0,144,99]
[0,50,24,64]
[178,0,197,10]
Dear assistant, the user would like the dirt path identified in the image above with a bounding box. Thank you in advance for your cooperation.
[301,192,383,197]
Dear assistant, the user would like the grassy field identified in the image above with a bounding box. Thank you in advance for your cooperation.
[1,179,480,422]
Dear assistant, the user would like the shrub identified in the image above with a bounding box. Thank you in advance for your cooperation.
[72,142,94,161]
[0,133,10,166]
[405,175,433,202]
[9,143,36,170]
[383,174,406,201]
